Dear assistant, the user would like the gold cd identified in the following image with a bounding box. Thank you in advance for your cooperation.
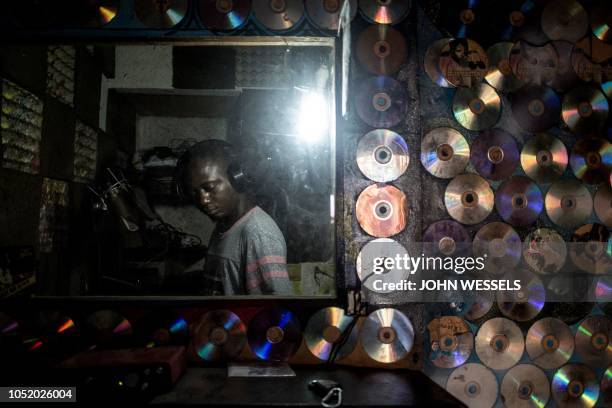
[192,310,247,362]
[523,228,567,275]
[594,183,612,227]
[438,38,489,88]
[446,363,498,408]
[545,179,593,230]
[485,42,523,93]
[427,316,473,369]
[521,133,568,184]
[134,0,188,28]
[475,317,524,370]
[473,222,521,275]
[509,41,559,86]
[527,317,575,369]
[452,83,501,131]
[575,316,612,367]
[356,129,409,182]
[501,364,550,408]
[570,137,612,185]
[356,25,407,76]
[444,174,494,225]
[562,85,609,135]
[420,127,470,179]
[552,363,599,408]
[360,308,414,364]
[496,269,545,322]
[304,307,358,361]
[424,38,456,88]
[355,184,408,238]
[252,0,304,30]
[541,0,588,43]
[569,223,611,274]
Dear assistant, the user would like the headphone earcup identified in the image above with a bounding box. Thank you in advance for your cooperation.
[227,161,248,193]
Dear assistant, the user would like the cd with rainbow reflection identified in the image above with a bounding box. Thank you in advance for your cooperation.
[501,364,550,408]
[444,174,494,225]
[192,310,246,362]
[595,276,612,316]
[199,0,251,30]
[424,39,456,88]
[495,175,543,227]
[521,133,568,184]
[552,363,599,408]
[357,129,409,182]
[561,85,609,135]
[360,308,414,364]
[526,317,574,369]
[602,365,612,406]
[452,83,501,131]
[427,316,473,368]
[84,310,133,350]
[446,363,498,408]
[454,291,494,322]
[69,0,119,27]
[247,308,302,362]
[470,129,519,181]
[485,42,523,93]
[475,317,524,370]
[135,0,187,28]
[133,311,188,348]
[356,24,407,76]
[590,2,612,43]
[358,0,411,24]
[421,127,470,179]
[304,307,358,361]
[496,269,545,322]
[575,315,612,368]
[570,137,612,185]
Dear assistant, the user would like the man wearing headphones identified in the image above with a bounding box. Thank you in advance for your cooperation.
[178,139,292,296]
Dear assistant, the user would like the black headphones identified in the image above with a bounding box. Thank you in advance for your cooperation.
[174,140,251,201]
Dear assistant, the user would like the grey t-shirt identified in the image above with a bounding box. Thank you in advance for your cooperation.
[202,206,292,295]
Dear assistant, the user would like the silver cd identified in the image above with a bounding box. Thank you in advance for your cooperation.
[526,317,575,369]
[360,308,414,363]
[446,363,499,408]
[356,238,410,294]
[475,317,525,370]
[552,363,599,408]
[356,129,409,182]
[501,364,550,408]
[304,307,358,361]
[420,127,470,179]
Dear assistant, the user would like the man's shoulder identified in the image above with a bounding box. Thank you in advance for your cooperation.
[242,207,284,239]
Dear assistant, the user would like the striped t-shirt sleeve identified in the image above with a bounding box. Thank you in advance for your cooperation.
[244,229,292,295]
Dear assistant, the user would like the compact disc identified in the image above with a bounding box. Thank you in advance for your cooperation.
[470,128,519,181]
[427,316,473,368]
[458,292,495,321]
[473,222,521,275]
[570,137,612,185]
[360,308,414,363]
[439,38,489,88]
[252,0,304,30]
[445,174,494,225]
[595,276,612,304]
[423,220,471,258]
[495,175,544,227]
[355,76,408,129]
[199,0,251,30]
[304,307,358,361]
[552,363,599,408]
[501,364,550,408]
[134,0,187,28]
[594,183,612,227]
[485,42,523,93]
[526,317,574,369]
[496,269,545,322]
[570,223,611,274]
[0,313,19,337]
[192,310,246,362]
[0,313,21,358]
[424,38,456,88]
[133,311,188,348]
[520,133,568,184]
[84,310,132,350]
[306,0,357,30]
[356,25,407,76]
[355,183,408,238]
[561,85,609,135]
[452,83,501,131]
[550,302,595,326]
[420,127,469,179]
[509,41,559,86]
[446,363,498,408]
[475,317,524,370]
[356,238,410,293]
[591,2,612,43]
[523,228,567,275]
[550,40,580,92]
[69,0,120,27]
[541,0,588,43]
[571,35,612,84]
[511,84,561,132]
[435,0,487,41]
[602,366,612,406]
[576,315,612,369]
[247,308,302,362]
[545,179,593,230]
[358,0,411,25]
[356,129,409,182]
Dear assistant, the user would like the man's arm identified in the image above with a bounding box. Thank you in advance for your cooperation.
[244,230,292,295]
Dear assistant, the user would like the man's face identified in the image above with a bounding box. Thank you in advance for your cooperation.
[187,157,240,221]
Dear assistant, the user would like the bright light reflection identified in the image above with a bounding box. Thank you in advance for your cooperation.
[296,91,329,144]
